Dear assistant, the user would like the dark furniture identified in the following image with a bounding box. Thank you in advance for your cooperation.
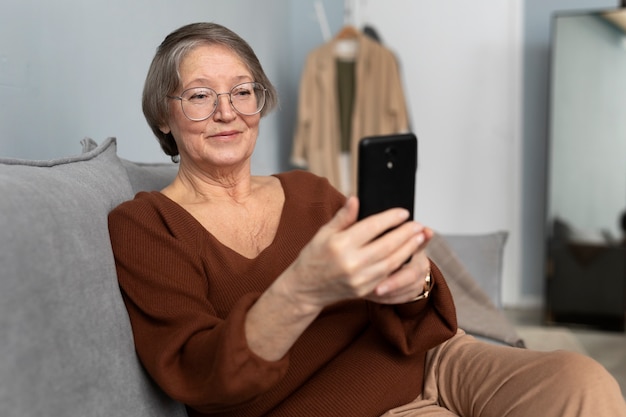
[546,239,625,331]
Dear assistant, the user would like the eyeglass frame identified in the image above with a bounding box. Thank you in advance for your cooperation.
[167,82,267,121]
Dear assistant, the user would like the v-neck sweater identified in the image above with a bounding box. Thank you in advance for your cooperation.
[108,170,457,417]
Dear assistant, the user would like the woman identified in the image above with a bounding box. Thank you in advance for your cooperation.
[108,22,626,417]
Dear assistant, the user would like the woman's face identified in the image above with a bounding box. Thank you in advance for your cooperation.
[160,43,260,173]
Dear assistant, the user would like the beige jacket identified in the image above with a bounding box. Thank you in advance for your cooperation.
[291,32,410,193]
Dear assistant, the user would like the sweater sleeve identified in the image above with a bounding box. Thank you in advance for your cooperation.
[367,261,458,355]
[108,196,290,413]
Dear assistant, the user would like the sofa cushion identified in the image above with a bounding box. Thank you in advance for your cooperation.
[121,159,179,194]
[0,138,186,417]
[440,231,508,309]
[427,232,522,347]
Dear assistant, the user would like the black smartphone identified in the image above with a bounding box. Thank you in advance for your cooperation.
[357,133,417,221]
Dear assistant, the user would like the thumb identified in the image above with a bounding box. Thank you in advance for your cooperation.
[325,195,359,233]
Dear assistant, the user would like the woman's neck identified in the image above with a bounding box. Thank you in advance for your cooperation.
[162,162,255,206]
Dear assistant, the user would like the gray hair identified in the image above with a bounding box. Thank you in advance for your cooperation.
[142,22,278,159]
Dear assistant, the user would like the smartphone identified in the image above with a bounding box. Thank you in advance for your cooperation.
[357,133,417,222]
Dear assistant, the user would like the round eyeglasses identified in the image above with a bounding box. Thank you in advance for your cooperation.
[168,82,267,121]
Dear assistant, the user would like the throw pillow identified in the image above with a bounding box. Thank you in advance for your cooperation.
[427,232,523,347]
[440,231,508,309]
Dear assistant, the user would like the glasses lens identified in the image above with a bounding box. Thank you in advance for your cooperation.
[230,82,266,115]
[180,87,217,121]
[178,82,266,120]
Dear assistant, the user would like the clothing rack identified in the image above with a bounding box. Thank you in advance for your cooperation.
[313,1,332,41]
[343,0,354,25]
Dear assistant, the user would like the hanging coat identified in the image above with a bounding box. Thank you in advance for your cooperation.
[291,32,410,193]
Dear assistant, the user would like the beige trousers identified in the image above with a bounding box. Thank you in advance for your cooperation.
[382,330,626,417]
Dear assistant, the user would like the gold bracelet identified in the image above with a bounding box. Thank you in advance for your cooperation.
[410,272,432,302]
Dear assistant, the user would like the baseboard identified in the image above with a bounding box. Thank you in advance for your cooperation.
[503,295,542,310]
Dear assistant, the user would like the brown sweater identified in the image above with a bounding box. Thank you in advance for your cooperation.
[108,170,457,417]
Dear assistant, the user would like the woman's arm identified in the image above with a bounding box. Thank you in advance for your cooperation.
[108,197,291,410]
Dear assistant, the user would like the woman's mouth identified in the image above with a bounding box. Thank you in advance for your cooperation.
[212,130,239,140]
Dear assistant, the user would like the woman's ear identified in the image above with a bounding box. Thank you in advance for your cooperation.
[159,124,171,134]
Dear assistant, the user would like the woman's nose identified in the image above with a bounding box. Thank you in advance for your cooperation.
[213,93,235,120]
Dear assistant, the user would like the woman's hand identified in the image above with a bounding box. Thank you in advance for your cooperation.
[286,196,432,309]
[246,196,432,361]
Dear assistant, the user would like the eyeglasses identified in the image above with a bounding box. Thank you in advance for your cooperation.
[168,82,267,121]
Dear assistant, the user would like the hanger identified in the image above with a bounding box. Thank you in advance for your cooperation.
[335,24,360,40]
[333,0,359,59]
[335,0,360,39]
[334,25,359,60]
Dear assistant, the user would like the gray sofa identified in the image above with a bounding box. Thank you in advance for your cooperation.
[0,137,520,416]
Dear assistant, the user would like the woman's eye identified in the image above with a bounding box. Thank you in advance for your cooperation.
[186,89,213,102]
[233,89,252,98]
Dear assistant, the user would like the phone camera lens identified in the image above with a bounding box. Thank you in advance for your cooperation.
[385,146,396,169]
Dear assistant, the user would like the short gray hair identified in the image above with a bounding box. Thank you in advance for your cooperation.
[142,22,278,159]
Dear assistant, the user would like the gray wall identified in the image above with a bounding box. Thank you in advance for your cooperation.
[1,0,622,306]
[0,0,342,175]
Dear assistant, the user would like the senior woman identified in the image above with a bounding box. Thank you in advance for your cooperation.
[108,22,626,417]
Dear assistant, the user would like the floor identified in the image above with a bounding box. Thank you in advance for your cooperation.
[505,308,626,399]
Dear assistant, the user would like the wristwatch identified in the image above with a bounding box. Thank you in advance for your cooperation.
[411,272,432,302]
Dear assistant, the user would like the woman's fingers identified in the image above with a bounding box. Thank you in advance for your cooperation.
[313,201,414,273]
[369,253,432,304]
[328,220,426,297]
[291,198,433,306]
[349,207,412,246]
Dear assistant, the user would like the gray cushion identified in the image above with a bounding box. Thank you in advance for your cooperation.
[81,136,178,194]
[0,138,186,417]
[440,231,508,309]
[121,159,179,194]
[427,232,522,347]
